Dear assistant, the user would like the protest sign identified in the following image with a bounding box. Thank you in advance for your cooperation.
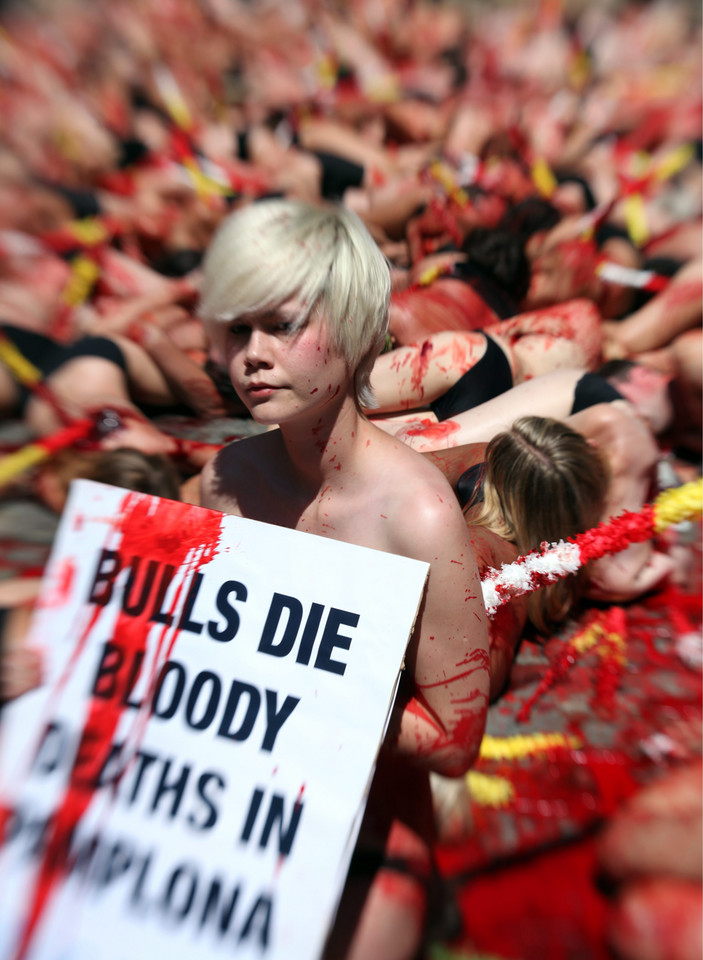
[0,479,428,960]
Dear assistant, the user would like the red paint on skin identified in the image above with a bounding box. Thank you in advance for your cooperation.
[406,697,443,734]
[449,687,488,706]
[376,820,429,908]
[403,419,460,441]
[409,340,434,396]
[447,337,480,374]
[376,870,427,911]
[417,649,490,690]
[13,494,226,960]
[446,708,487,749]
[661,280,703,308]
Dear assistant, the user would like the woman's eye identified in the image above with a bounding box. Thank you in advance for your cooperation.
[228,323,250,336]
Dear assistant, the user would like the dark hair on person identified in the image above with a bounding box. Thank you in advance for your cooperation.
[460,227,531,301]
[597,358,640,382]
[150,248,204,277]
[499,197,562,244]
[554,171,597,211]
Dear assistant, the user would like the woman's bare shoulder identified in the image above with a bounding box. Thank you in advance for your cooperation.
[371,428,468,545]
[200,431,279,514]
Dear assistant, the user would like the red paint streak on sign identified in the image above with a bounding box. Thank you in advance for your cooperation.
[12,493,226,960]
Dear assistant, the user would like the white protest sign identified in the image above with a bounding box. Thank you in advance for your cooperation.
[0,479,428,960]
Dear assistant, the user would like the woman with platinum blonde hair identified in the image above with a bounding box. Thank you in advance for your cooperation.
[198,198,490,960]
[199,198,391,411]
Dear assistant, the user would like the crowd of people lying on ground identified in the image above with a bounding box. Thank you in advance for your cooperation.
[0,0,700,958]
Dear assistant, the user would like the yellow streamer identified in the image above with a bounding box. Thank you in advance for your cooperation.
[66,218,109,247]
[655,144,695,182]
[624,192,649,247]
[181,157,231,199]
[466,771,514,808]
[571,622,626,664]
[479,732,583,761]
[62,255,100,307]
[654,478,703,533]
[0,444,49,487]
[531,157,558,198]
[418,264,444,286]
[0,338,43,385]
[428,161,469,207]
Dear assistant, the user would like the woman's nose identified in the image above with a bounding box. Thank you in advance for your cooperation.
[244,328,272,366]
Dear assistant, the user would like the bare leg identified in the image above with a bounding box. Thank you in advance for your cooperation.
[323,820,429,960]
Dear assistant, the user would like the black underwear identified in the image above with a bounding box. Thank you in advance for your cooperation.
[312,151,365,199]
[430,333,513,421]
[0,324,128,415]
[570,372,624,414]
[457,461,486,510]
[35,180,102,219]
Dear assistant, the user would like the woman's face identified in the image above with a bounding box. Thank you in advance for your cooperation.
[221,299,351,426]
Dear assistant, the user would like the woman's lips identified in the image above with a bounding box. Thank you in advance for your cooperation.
[246,383,279,397]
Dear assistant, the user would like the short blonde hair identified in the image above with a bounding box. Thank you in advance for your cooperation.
[198,198,391,409]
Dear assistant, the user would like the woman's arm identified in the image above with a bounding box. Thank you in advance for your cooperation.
[567,402,675,602]
[389,484,490,776]
[368,331,485,414]
[602,258,702,360]
[113,326,229,419]
[375,368,584,451]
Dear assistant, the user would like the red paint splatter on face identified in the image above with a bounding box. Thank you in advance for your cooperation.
[12,493,226,960]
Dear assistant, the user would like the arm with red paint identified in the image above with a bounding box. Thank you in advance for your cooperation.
[112,326,231,420]
[602,258,702,360]
[568,403,676,602]
[376,369,585,452]
[387,480,490,776]
[368,331,487,414]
